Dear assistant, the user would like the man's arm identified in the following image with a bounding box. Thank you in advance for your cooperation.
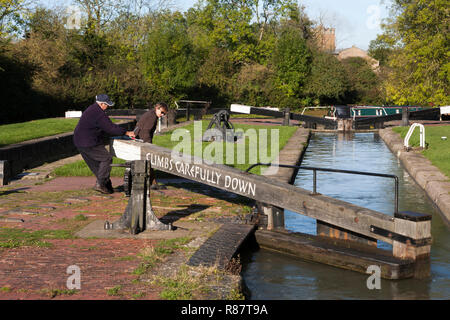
[97,112,127,136]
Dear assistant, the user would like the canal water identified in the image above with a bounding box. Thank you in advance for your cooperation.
[241,132,450,299]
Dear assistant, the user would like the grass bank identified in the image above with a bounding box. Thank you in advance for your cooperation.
[54,120,298,177]
[0,117,121,147]
[53,157,127,177]
[392,125,450,178]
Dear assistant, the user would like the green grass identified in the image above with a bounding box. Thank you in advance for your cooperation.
[73,214,88,221]
[133,237,191,276]
[106,285,123,296]
[159,277,194,300]
[0,118,80,147]
[0,228,75,248]
[0,117,121,147]
[53,120,298,176]
[53,157,127,177]
[392,125,450,178]
[155,264,241,300]
[158,121,298,174]
[40,288,78,298]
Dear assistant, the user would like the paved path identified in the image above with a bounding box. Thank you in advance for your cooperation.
[0,175,246,300]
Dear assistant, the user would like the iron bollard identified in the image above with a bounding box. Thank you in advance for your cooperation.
[105,160,172,234]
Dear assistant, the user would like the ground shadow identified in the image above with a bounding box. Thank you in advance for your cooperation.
[159,203,210,224]
[0,187,30,197]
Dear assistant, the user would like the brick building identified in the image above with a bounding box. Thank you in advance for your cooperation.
[336,45,380,71]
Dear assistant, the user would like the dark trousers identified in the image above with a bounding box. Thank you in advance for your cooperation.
[77,145,112,186]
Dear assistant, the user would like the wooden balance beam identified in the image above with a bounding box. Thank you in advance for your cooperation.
[110,138,432,278]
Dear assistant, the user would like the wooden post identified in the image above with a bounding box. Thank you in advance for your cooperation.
[0,160,9,186]
[303,121,316,129]
[167,108,176,126]
[256,201,284,230]
[283,108,291,126]
[130,160,146,234]
[392,211,432,261]
[186,103,191,121]
[337,119,353,131]
[374,121,384,129]
[402,107,410,126]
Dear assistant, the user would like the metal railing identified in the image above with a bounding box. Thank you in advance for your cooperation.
[404,123,426,149]
[246,163,399,214]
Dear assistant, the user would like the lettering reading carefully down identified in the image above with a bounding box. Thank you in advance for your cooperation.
[146,153,256,197]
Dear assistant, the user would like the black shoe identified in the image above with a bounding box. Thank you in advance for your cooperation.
[94,184,113,194]
[105,179,114,193]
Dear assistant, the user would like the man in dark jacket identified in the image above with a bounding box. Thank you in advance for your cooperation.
[74,94,135,194]
[134,102,168,189]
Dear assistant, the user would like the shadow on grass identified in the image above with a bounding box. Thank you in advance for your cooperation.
[160,204,210,224]
[0,187,30,197]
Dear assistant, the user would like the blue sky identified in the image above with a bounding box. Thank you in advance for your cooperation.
[172,0,391,50]
[298,0,391,50]
[41,0,391,50]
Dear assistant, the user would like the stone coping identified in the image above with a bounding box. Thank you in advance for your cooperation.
[379,128,450,228]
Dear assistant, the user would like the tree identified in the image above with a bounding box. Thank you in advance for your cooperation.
[341,57,383,105]
[304,52,348,105]
[74,0,126,34]
[232,63,275,106]
[379,0,449,106]
[271,26,311,98]
[186,0,257,65]
[0,0,31,39]
[196,47,235,102]
[142,12,199,103]
[368,34,394,67]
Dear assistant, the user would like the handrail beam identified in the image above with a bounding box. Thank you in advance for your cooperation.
[246,163,399,214]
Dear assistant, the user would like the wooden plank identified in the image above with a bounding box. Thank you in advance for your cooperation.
[111,139,398,244]
[317,220,377,247]
[255,229,415,280]
[291,113,337,127]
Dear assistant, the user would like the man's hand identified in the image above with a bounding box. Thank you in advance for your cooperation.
[125,131,136,138]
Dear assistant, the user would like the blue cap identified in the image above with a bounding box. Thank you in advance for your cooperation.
[96,94,115,106]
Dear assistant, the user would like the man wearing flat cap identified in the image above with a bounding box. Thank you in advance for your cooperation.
[74,94,135,194]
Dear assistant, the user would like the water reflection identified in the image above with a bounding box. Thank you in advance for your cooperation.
[241,132,450,299]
